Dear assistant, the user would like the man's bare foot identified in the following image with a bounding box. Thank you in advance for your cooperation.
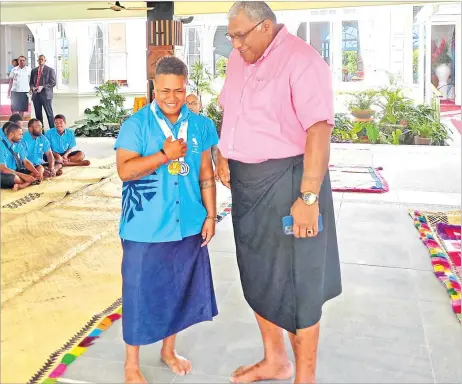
[230,360,294,383]
[161,350,192,376]
[82,160,91,166]
[125,366,147,384]
[17,182,31,190]
[56,169,63,176]
[13,184,19,191]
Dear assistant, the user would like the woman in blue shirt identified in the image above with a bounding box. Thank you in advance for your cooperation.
[115,56,219,383]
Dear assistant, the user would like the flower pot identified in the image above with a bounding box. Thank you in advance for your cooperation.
[414,136,432,145]
[351,109,374,120]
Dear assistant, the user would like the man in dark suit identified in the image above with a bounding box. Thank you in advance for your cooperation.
[30,55,56,129]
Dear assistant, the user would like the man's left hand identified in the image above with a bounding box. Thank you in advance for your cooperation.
[201,217,216,247]
[290,198,319,238]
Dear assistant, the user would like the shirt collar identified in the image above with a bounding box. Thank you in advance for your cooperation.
[153,101,190,124]
[257,24,289,63]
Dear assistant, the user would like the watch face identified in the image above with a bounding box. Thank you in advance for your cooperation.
[302,193,317,205]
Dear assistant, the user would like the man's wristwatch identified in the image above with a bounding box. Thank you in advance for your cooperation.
[299,191,318,206]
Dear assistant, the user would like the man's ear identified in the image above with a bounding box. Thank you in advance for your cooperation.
[262,20,272,34]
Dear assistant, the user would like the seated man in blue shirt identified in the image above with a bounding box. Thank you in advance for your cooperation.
[22,118,62,179]
[1,114,24,142]
[45,114,90,167]
[0,123,40,190]
[115,56,219,383]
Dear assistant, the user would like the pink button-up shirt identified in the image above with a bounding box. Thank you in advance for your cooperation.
[218,26,334,163]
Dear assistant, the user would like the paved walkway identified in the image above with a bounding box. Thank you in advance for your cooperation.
[58,141,461,384]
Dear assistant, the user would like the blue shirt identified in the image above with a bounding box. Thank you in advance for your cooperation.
[200,115,218,140]
[45,128,77,154]
[21,131,51,165]
[0,138,28,170]
[114,103,219,243]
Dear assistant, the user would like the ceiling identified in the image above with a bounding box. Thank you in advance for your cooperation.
[0,1,453,23]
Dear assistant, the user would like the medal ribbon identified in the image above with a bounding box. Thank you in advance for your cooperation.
[151,102,188,163]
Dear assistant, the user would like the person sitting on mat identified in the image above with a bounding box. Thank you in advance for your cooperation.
[115,55,219,383]
[45,114,90,167]
[0,123,41,190]
[1,114,24,142]
[22,118,62,179]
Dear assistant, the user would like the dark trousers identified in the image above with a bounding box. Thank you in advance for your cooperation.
[33,93,54,129]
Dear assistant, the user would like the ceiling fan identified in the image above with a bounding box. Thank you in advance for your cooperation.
[87,1,154,11]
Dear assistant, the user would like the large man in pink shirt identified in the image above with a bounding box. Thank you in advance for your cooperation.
[216,2,342,383]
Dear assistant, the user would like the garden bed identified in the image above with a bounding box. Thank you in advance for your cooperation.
[334,86,450,145]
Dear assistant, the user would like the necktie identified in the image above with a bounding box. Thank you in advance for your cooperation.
[36,67,43,87]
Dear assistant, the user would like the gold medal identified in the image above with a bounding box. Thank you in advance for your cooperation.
[168,161,181,175]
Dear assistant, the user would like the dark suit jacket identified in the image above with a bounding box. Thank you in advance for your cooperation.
[30,65,56,100]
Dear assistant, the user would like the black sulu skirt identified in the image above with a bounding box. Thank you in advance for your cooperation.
[229,154,342,333]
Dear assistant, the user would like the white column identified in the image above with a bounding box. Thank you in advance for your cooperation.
[455,18,461,105]
[62,23,79,92]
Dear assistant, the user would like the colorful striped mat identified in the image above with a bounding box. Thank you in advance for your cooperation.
[410,210,461,321]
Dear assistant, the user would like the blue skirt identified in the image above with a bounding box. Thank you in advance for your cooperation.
[121,234,218,346]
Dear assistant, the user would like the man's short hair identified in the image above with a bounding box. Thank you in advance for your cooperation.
[38,54,46,60]
[9,114,23,123]
[54,114,66,122]
[18,55,26,60]
[155,56,188,79]
[6,123,21,135]
[2,122,11,133]
[228,1,277,23]
[28,118,41,128]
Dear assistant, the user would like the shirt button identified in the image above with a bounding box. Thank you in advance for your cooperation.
[176,201,179,204]
[174,182,178,185]
[176,219,180,222]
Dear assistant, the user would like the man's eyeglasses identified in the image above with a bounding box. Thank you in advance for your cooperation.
[225,20,265,43]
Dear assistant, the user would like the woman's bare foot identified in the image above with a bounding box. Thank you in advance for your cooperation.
[230,360,294,383]
[161,350,192,376]
[125,366,147,384]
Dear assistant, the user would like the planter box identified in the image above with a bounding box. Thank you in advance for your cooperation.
[414,136,432,145]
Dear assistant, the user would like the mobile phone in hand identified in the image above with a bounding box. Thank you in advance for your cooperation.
[282,215,323,235]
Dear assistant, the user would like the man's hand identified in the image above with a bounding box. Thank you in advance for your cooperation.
[7,91,11,98]
[201,217,216,247]
[48,167,57,177]
[163,136,187,160]
[216,153,230,189]
[33,169,43,181]
[18,173,36,183]
[290,198,320,238]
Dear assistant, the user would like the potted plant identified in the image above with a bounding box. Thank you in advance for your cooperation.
[72,81,130,137]
[345,90,377,120]
[410,121,433,145]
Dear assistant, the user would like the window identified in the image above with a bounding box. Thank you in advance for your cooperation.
[184,27,200,70]
[309,22,331,65]
[57,23,69,87]
[89,25,105,85]
[342,21,363,82]
[107,23,128,85]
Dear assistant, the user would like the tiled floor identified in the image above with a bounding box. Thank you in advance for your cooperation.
[58,141,461,383]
